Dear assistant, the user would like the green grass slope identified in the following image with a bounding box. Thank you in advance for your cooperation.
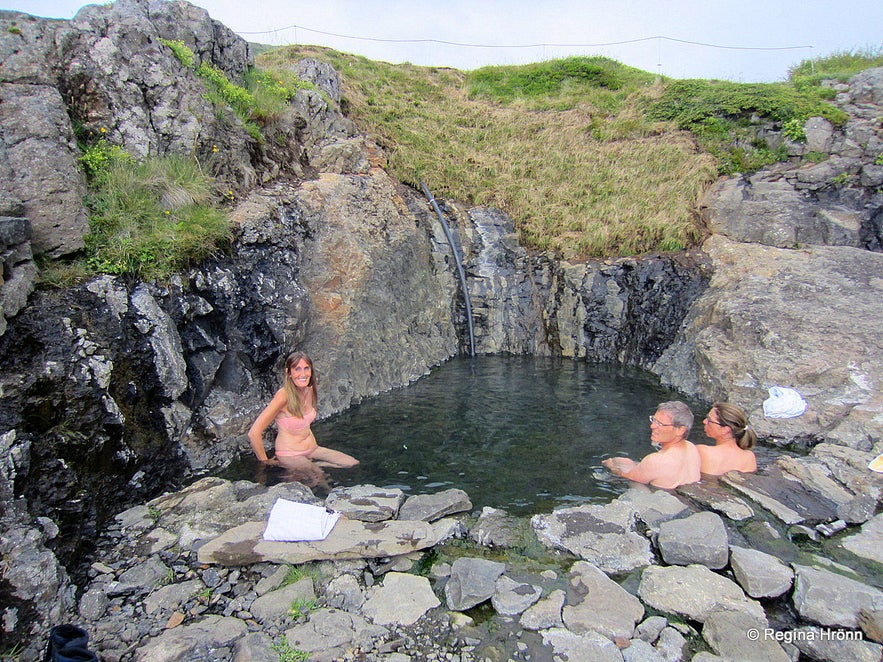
[257,45,880,260]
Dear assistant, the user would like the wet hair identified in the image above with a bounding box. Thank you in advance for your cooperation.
[656,401,694,430]
[712,402,757,450]
[282,351,318,418]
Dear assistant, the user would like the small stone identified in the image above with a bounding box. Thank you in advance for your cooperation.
[166,612,185,629]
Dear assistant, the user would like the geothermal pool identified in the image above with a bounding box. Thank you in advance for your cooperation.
[229,355,729,515]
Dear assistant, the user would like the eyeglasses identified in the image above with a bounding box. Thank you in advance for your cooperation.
[704,417,725,426]
[648,416,677,427]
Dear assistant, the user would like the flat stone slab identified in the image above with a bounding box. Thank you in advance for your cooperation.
[325,485,405,522]
[840,513,883,565]
[362,572,440,626]
[531,499,653,575]
[197,518,451,566]
[638,564,765,623]
[721,465,839,525]
[677,481,755,521]
[398,489,472,522]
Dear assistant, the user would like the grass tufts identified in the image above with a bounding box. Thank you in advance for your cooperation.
[82,151,231,280]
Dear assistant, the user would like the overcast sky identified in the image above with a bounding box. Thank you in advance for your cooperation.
[8,0,883,82]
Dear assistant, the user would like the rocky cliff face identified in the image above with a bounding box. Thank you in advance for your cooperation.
[655,68,883,449]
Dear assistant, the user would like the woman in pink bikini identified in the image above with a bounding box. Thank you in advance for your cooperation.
[248,351,358,484]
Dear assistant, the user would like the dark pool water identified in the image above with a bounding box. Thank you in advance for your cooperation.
[227,355,720,515]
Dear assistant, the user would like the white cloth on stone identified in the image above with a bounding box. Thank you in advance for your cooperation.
[263,498,341,541]
[762,386,807,418]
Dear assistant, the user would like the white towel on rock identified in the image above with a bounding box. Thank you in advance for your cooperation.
[762,386,807,419]
[262,498,341,542]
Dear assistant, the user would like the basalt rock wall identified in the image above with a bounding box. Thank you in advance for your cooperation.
[456,205,711,366]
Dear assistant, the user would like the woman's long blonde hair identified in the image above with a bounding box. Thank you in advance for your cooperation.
[283,351,318,418]
[713,402,757,450]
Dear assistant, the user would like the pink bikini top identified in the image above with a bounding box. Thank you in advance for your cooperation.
[275,407,316,433]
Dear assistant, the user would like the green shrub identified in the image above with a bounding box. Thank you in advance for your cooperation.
[159,38,310,139]
[79,138,134,183]
[288,597,319,617]
[648,79,845,128]
[272,640,309,662]
[830,172,852,187]
[467,56,631,103]
[782,117,806,142]
[646,78,846,175]
[159,38,195,69]
[196,62,256,116]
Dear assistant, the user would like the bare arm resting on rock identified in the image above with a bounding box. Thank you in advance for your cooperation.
[602,401,701,490]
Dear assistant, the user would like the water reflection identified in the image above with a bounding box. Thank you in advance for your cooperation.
[228,356,711,515]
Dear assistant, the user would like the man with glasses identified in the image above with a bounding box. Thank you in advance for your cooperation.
[602,401,701,489]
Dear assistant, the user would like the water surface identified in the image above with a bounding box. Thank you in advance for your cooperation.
[230,356,716,515]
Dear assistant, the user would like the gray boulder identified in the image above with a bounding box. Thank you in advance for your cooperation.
[638,564,765,623]
[469,506,525,548]
[656,511,729,569]
[676,481,754,521]
[250,576,315,623]
[702,610,790,662]
[729,546,794,598]
[133,615,247,661]
[792,564,883,628]
[398,488,472,522]
[562,561,644,641]
[531,499,653,574]
[840,513,883,565]
[361,572,440,626]
[790,625,883,662]
[618,487,691,528]
[283,608,387,662]
[620,638,666,662]
[143,578,205,616]
[540,628,624,662]
[491,575,542,616]
[444,557,506,611]
[325,485,405,522]
[232,633,278,662]
[519,588,565,631]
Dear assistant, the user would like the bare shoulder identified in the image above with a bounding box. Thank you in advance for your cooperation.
[264,389,289,412]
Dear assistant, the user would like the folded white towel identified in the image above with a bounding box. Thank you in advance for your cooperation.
[263,498,341,542]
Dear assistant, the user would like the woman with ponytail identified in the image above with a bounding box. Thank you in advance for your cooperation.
[698,402,757,475]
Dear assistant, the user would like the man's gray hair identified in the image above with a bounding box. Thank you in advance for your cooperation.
[656,401,694,430]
